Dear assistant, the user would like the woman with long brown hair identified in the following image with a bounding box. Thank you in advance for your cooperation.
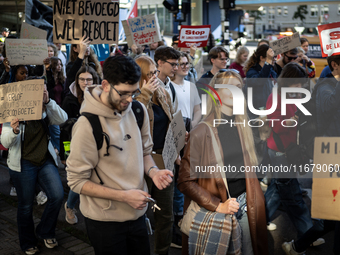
[178,70,268,255]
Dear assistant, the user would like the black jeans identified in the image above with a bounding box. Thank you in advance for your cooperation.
[294,220,340,254]
[85,216,150,255]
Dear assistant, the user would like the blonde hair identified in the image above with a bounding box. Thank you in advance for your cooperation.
[235,46,249,65]
[296,47,305,54]
[205,70,258,166]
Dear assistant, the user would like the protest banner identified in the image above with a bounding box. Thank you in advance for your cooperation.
[269,32,301,56]
[5,39,48,65]
[311,137,340,221]
[53,0,119,44]
[318,22,340,57]
[125,14,162,46]
[0,79,44,124]
[20,22,47,40]
[162,111,186,171]
[178,25,211,48]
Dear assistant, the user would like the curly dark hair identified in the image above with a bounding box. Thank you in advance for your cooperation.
[244,44,269,74]
[103,55,141,86]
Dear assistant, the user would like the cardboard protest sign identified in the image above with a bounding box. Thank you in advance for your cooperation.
[20,22,47,40]
[269,32,301,56]
[121,20,134,47]
[318,22,340,57]
[311,137,340,221]
[0,79,44,124]
[53,0,119,44]
[126,14,161,46]
[5,39,48,65]
[178,25,211,48]
[162,111,186,171]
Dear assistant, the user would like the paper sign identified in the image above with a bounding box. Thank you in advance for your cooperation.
[5,39,48,65]
[317,22,340,57]
[53,0,119,44]
[178,25,211,48]
[122,20,134,47]
[20,22,47,40]
[0,79,44,124]
[126,14,161,46]
[162,111,186,171]
[311,137,340,221]
[269,32,301,56]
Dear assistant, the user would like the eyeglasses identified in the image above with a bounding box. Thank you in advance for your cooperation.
[79,78,93,83]
[180,62,190,68]
[164,60,179,68]
[217,58,229,62]
[146,70,160,79]
[284,54,298,61]
[111,85,141,99]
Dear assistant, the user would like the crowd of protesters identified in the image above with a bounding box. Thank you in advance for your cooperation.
[0,26,339,255]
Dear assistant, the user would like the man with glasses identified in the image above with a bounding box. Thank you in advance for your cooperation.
[274,48,298,76]
[196,46,229,97]
[154,46,181,112]
[66,55,173,255]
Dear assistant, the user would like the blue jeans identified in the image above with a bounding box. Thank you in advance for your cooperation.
[66,190,79,209]
[9,158,64,251]
[48,125,61,152]
[265,149,313,238]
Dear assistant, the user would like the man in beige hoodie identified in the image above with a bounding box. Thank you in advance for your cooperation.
[66,55,173,255]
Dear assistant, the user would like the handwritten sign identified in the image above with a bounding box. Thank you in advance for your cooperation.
[53,0,119,44]
[318,22,340,57]
[5,39,48,65]
[311,137,340,221]
[178,25,211,48]
[122,20,134,47]
[162,111,186,171]
[269,32,301,56]
[126,14,161,46]
[0,80,44,124]
[20,22,47,40]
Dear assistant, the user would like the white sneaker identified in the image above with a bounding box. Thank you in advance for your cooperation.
[267,222,277,231]
[282,240,305,255]
[64,202,78,225]
[36,191,47,205]
[44,238,58,248]
[10,187,17,196]
[311,238,325,246]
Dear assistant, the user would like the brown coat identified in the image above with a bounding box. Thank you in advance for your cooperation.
[177,120,268,255]
[136,86,173,140]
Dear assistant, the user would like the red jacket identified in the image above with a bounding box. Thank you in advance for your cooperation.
[266,93,297,152]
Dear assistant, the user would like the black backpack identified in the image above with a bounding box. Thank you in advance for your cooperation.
[60,100,144,157]
[297,81,331,160]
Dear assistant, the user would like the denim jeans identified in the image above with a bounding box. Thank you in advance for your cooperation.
[9,158,64,251]
[265,149,313,238]
[66,190,79,209]
[235,192,253,255]
[173,164,184,216]
[85,215,150,255]
[48,125,61,152]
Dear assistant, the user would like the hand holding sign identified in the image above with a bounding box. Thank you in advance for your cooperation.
[266,48,274,63]
[10,118,20,134]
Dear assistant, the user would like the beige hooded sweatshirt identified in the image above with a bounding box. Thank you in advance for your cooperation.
[66,85,153,222]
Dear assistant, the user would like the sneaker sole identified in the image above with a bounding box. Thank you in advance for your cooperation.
[44,240,58,249]
[170,243,182,249]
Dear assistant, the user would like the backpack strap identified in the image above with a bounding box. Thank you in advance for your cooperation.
[131,100,144,131]
[169,82,176,103]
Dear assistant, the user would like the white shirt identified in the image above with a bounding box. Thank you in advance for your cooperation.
[172,80,201,119]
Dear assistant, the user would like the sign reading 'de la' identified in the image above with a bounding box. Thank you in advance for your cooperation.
[53,0,119,44]
[20,22,47,40]
[318,22,340,57]
[126,14,161,46]
[178,25,211,48]
[269,32,301,56]
[0,80,44,124]
[311,137,340,221]
[5,39,48,65]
